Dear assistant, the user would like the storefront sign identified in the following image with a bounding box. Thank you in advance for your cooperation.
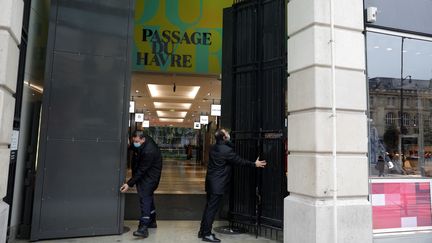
[200,116,208,125]
[133,0,232,74]
[129,101,135,113]
[211,104,221,116]
[135,113,144,122]
[371,179,432,233]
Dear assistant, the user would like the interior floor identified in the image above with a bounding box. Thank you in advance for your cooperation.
[127,159,206,194]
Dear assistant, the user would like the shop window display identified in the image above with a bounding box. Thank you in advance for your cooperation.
[367,31,432,233]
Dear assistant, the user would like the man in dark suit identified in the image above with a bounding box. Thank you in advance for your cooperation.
[120,130,162,238]
[198,129,266,242]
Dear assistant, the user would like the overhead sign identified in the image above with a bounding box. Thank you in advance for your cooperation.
[211,104,221,116]
[194,122,201,129]
[135,113,144,122]
[133,0,232,75]
[129,101,135,113]
[143,120,150,128]
[200,115,209,125]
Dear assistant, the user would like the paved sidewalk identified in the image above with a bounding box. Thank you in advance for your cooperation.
[11,221,279,243]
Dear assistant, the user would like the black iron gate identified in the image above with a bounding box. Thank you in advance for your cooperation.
[222,0,288,239]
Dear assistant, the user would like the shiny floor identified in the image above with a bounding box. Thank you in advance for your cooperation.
[12,221,279,243]
[127,159,207,194]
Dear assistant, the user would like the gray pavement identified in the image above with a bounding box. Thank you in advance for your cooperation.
[10,221,279,243]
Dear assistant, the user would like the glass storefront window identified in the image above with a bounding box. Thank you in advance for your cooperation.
[367,32,432,179]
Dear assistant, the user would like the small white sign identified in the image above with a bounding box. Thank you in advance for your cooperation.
[10,130,19,151]
[129,101,135,113]
[194,122,201,129]
[200,115,209,125]
[143,120,150,128]
[211,104,221,116]
[135,113,144,122]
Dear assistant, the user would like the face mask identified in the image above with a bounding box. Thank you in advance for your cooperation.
[133,142,141,148]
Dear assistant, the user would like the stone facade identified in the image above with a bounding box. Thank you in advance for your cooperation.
[0,0,24,241]
[285,0,372,242]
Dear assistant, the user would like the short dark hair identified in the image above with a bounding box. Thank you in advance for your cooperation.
[132,130,146,139]
[214,129,226,142]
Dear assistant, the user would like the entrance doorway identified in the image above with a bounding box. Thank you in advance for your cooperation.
[124,73,222,220]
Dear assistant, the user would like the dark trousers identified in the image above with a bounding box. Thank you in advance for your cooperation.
[137,185,156,227]
[200,193,223,236]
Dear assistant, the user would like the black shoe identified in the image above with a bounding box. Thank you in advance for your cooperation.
[202,234,221,242]
[198,231,203,238]
[148,221,157,229]
[133,226,149,238]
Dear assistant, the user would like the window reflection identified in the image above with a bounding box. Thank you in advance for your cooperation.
[368,32,432,178]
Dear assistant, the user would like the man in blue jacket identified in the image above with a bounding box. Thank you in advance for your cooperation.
[198,129,266,242]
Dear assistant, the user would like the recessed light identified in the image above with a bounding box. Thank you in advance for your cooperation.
[386,48,393,51]
[135,90,140,93]
[374,46,380,49]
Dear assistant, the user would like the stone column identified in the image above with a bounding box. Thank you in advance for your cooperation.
[0,0,24,241]
[284,0,372,242]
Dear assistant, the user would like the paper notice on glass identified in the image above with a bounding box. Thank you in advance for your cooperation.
[10,130,19,151]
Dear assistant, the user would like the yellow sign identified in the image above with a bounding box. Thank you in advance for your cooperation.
[133,0,232,75]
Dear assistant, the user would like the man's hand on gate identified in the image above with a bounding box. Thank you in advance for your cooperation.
[255,157,267,168]
[120,183,129,193]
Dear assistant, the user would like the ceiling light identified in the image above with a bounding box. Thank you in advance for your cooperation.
[148,84,200,100]
[147,84,160,97]
[157,110,187,118]
[386,48,393,51]
[153,102,192,110]
[188,86,200,99]
[135,90,140,93]
[373,46,379,49]
[159,118,184,123]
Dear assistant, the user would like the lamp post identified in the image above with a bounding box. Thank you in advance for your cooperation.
[399,75,411,169]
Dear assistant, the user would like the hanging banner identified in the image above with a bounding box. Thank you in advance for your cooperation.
[194,122,201,129]
[135,113,144,122]
[129,101,135,113]
[133,0,232,75]
[143,120,150,128]
[211,104,221,116]
[200,115,209,125]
